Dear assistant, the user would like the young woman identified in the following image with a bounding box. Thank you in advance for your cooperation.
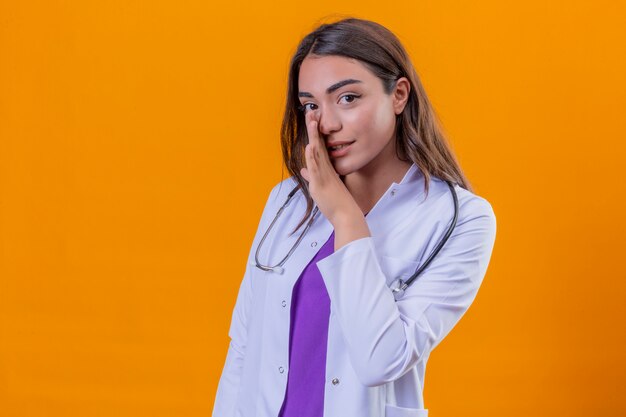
[212,17,497,417]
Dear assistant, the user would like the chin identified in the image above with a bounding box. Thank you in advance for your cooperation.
[331,159,358,177]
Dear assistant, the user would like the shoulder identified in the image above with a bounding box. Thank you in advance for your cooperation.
[455,181,495,227]
[266,176,299,205]
[257,176,301,219]
[429,176,497,239]
[421,176,496,234]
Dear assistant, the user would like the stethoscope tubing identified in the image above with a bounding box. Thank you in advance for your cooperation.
[393,180,458,293]
[254,180,459,299]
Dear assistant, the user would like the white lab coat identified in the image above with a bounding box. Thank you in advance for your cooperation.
[212,162,497,417]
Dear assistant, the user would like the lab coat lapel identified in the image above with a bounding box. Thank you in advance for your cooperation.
[281,214,334,287]
[363,163,422,240]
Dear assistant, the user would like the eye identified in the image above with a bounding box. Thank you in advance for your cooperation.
[297,103,317,113]
[339,94,361,104]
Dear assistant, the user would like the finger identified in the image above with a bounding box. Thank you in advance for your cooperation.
[308,114,328,163]
[306,142,318,175]
[306,110,333,166]
[305,109,321,147]
[300,166,309,182]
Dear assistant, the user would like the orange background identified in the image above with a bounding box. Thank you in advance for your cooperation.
[1,1,624,416]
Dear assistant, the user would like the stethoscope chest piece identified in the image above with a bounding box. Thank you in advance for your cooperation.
[255,263,285,275]
[389,277,408,301]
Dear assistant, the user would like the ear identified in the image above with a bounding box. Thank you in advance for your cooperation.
[392,77,411,115]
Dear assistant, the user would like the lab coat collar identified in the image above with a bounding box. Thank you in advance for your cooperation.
[362,161,425,237]
[394,161,421,188]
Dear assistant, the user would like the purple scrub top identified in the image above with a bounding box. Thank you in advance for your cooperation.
[278,230,335,417]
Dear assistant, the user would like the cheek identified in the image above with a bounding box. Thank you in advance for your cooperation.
[345,104,383,134]
[348,102,395,140]
[374,100,397,132]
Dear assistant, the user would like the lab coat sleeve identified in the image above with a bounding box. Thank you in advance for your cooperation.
[316,197,497,387]
[211,181,285,416]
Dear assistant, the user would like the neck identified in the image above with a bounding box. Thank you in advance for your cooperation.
[343,158,413,216]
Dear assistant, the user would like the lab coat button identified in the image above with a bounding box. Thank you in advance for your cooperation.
[331,377,340,386]
[391,188,397,196]
[279,366,285,374]
[311,241,318,247]
[281,300,287,307]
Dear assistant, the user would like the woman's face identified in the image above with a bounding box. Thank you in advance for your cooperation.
[297,54,410,178]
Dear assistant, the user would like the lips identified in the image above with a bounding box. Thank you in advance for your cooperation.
[326,140,355,151]
[327,141,355,158]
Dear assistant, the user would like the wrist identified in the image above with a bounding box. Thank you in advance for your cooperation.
[332,207,371,251]
[332,204,365,228]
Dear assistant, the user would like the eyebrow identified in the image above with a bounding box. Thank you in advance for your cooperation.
[298,79,363,98]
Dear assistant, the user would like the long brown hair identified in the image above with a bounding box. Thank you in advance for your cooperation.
[280,17,472,236]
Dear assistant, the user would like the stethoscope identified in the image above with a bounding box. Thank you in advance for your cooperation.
[254,180,459,300]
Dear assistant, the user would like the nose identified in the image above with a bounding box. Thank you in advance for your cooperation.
[313,106,341,137]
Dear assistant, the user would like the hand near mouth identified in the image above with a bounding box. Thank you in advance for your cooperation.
[299,111,370,246]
